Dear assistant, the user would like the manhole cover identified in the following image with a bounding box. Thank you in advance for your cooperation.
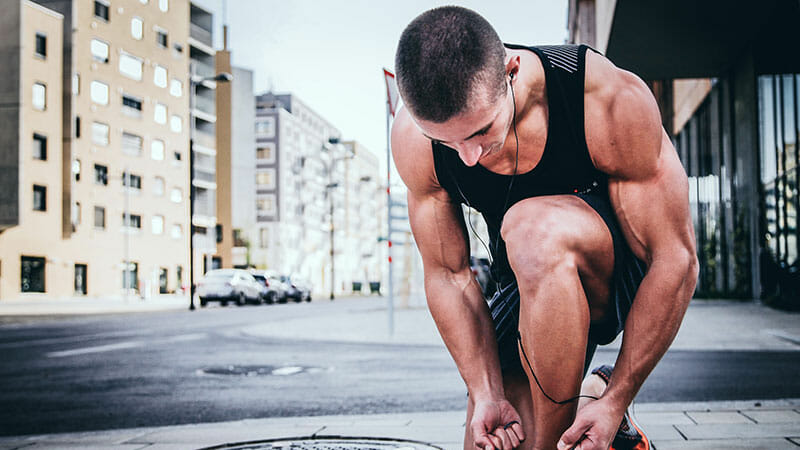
[200,437,442,450]
[198,365,328,376]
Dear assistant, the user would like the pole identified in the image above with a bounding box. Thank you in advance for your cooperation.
[124,168,130,302]
[386,101,394,336]
[189,138,195,310]
[329,172,335,300]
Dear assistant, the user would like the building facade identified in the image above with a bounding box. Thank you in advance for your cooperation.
[568,0,800,304]
[0,0,195,300]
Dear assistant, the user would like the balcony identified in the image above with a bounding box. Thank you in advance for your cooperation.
[193,94,215,117]
[190,23,213,48]
[192,129,216,150]
[193,170,215,184]
[191,60,215,80]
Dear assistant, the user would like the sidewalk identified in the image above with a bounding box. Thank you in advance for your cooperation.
[0,400,797,449]
[1,297,799,448]
[0,294,189,316]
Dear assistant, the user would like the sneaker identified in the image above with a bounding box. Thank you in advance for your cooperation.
[590,365,655,450]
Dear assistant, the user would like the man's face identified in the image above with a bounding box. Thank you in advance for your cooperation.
[412,81,514,167]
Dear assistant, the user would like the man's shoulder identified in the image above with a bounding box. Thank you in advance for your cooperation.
[583,51,663,179]
[391,107,442,196]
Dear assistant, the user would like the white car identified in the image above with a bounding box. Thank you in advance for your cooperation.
[197,269,263,307]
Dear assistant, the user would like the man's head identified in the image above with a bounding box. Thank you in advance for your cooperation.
[395,6,507,124]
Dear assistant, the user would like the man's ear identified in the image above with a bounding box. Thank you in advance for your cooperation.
[505,55,520,80]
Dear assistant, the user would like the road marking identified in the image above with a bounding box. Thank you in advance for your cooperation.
[45,333,207,358]
[47,341,143,358]
[272,366,303,376]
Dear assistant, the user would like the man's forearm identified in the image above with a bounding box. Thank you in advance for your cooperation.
[425,271,505,401]
[603,255,698,409]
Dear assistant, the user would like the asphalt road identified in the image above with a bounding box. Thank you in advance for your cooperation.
[1,299,798,437]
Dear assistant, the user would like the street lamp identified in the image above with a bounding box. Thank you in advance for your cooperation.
[189,71,232,311]
[322,137,354,300]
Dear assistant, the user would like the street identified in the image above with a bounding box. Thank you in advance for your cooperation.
[1,297,799,437]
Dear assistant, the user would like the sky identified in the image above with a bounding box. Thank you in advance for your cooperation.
[193,0,568,167]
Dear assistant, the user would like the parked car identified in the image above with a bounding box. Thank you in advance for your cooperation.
[197,269,263,307]
[281,275,312,302]
[250,270,286,304]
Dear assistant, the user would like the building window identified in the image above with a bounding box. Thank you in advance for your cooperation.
[158,0,168,12]
[215,224,223,243]
[122,262,138,290]
[171,224,182,239]
[159,267,168,293]
[121,132,143,156]
[174,151,182,162]
[151,139,165,160]
[35,33,46,58]
[256,196,275,215]
[73,159,81,182]
[32,133,47,160]
[152,215,164,234]
[119,53,143,80]
[169,79,182,97]
[71,201,81,229]
[256,170,275,189]
[94,164,108,185]
[94,0,109,21]
[153,65,167,88]
[74,264,87,295]
[123,213,142,229]
[91,121,109,146]
[176,265,183,290]
[169,115,182,133]
[90,39,109,63]
[32,82,46,110]
[259,228,268,248]
[21,256,45,293]
[94,205,106,229]
[153,176,164,196]
[154,103,167,124]
[90,80,109,105]
[170,187,182,203]
[75,116,81,138]
[156,29,168,48]
[72,73,80,95]
[255,118,276,137]
[33,185,46,211]
[256,143,275,163]
[122,172,142,190]
[131,17,143,40]
[122,94,143,114]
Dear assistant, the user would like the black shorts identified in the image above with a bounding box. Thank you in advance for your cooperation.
[487,192,648,374]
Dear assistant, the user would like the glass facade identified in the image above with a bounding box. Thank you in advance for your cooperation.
[674,73,800,299]
[674,79,751,298]
[758,74,799,298]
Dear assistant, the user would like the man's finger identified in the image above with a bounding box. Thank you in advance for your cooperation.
[557,419,589,450]
[501,426,521,448]
[491,427,512,450]
[509,421,525,443]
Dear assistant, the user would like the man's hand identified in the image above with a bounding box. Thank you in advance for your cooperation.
[470,398,525,450]
[556,398,624,450]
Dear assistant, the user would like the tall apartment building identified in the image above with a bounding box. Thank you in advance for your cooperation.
[568,0,800,303]
[253,92,359,296]
[0,0,192,300]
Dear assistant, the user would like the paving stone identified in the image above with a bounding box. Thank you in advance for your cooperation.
[685,411,755,424]
[0,442,34,450]
[654,438,799,449]
[788,436,800,445]
[740,409,800,423]
[316,425,463,444]
[632,411,695,427]
[676,423,800,440]
[643,425,685,442]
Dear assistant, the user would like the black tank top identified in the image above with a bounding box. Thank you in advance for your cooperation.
[432,44,606,283]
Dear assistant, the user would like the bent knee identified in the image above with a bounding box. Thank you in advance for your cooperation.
[501,199,579,274]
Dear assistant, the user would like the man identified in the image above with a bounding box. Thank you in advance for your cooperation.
[391,6,698,450]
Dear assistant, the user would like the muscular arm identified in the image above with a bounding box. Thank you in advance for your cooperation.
[585,52,700,412]
[391,109,504,402]
[392,109,522,449]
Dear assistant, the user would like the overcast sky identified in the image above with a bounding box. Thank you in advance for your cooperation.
[193,0,568,167]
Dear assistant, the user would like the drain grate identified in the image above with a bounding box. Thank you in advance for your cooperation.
[200,437,442,450]
[198,365,327,377]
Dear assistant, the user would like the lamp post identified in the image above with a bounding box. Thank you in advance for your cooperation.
[322,137,353,300]
[189,71,232,311]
